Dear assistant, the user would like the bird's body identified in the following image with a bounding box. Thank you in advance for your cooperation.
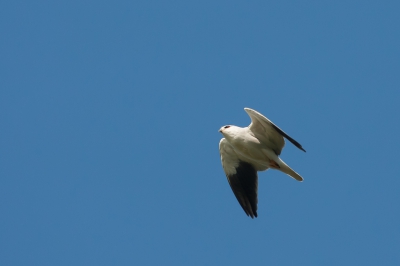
[219,108,306,218]
[224,127,261,159]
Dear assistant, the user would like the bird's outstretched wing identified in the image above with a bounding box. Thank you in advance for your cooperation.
[244,108,306,155]
[219,138,258,218]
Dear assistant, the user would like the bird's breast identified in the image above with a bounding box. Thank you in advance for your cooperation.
[229,134,268,162]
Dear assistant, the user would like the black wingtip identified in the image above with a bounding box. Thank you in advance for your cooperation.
[227,161,258,219]
[247,211,257,219]
[271,124,306,153]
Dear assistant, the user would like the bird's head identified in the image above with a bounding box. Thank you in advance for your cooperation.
[219,125,231,133]
[219,125,241,140]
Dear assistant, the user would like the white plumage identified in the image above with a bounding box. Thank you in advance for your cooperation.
[219,107,306,218]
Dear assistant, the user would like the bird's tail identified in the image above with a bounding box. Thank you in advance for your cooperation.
[274,158,303,181]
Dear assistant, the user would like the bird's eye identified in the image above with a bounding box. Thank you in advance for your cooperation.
[224,126,231,129]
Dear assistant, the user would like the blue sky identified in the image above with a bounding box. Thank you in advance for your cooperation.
[1,1,399,265]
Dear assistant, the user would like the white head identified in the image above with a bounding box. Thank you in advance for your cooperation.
[219,125,241,140]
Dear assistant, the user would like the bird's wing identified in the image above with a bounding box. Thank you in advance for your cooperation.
[219,138,258,218]
[244,108,306,155]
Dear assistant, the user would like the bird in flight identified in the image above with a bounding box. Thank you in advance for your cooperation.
[219,107,306,218]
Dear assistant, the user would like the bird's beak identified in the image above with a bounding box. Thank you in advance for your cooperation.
[218,129,222,133]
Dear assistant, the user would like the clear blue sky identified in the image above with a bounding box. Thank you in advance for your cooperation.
[1,1,399,265]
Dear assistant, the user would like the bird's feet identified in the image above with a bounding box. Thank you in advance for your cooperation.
[269,160,281,169]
